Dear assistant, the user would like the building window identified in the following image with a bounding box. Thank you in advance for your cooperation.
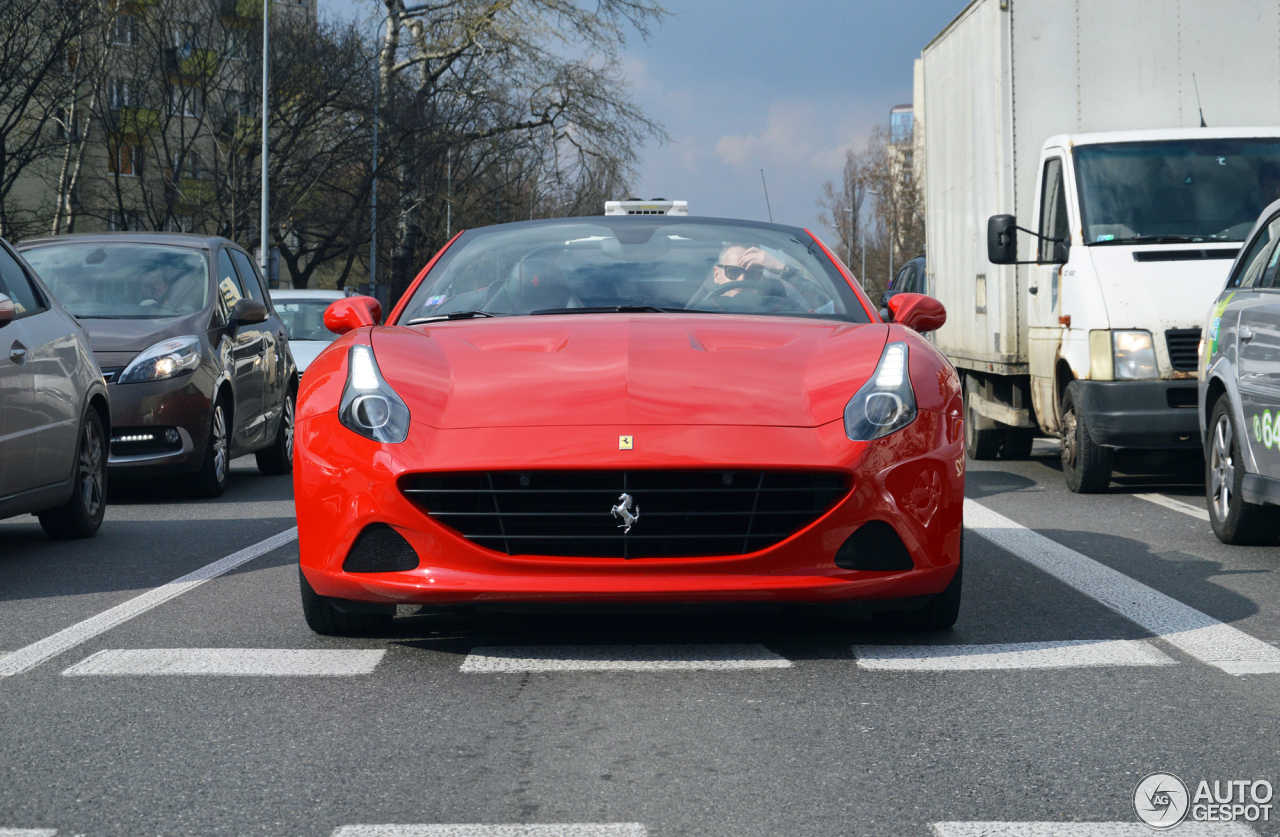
[225,29,247,60]
[108,143,142,177]
[890,106,913,145]
[109,79,131,110]
[171,148,204,180]
[170,86,201,117]
[173,23,202,54]
[55,107,82,142]
[113,14,139,45]
[165,214,195,232]
[108,210,143,231]
[58,45,79,76]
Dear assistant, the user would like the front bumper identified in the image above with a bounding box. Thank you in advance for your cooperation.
[106,372,213,473]
[295,412,964,607]
[1074,380,1200,449]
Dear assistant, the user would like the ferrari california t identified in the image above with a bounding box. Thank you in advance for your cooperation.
[294,216,963,635]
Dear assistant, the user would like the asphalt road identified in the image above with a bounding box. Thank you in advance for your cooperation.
[2,445,1279,837]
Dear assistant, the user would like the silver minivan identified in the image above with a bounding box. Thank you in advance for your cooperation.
[0,238,110,538]
[1200,200,1280,544]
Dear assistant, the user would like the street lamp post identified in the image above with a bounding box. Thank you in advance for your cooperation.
[863,189,878,289]
[259,0,269,277]
[843,206,855,271]
[370,4,430,307]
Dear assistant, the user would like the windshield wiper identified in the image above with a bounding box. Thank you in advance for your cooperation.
[531,305,689,315]
[1093,234,1208,245]
[406,310,497,324]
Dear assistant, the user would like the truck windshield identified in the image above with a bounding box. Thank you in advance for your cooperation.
[1075,139,1280,244]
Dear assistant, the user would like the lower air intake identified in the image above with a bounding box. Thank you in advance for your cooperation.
[342,524,419,573]
[834,521,914,571]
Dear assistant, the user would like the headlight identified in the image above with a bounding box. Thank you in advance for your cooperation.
[339,343,410,443]
[844,341,917,441]
[1113,330,1158,380]
[117,335,201,384]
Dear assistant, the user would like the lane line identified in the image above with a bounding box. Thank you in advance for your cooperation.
[852,639,1175,671]
[1134,493,1210,521]
[0,528,297,678]
[0,500,296,525]
[333,826,648,837]
[966,499,1280,676]
[62,649,384,677]
[460,644,790,673]
[0,830,58,836]
[933,823,1256,836]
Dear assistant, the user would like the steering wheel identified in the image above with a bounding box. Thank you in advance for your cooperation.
[703,277,789,309]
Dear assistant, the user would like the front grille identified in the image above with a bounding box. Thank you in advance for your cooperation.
[401,470,850,559]
[1165,328,1201,372]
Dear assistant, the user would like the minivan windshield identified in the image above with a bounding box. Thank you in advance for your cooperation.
[276,299,341,342]
[398,219,867,324]
[1075,138,1280,244]
[22,243,209,319]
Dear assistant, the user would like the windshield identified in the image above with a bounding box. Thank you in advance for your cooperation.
[1075,138,1280,244]
[397,220,868,323]
[22,243,209,319]
[276,299,341,342]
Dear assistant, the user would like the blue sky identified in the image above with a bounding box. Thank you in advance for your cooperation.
[321,0,968,236]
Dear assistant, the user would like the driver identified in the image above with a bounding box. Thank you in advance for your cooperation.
[687,244,795,308]
[1235,162,1280,226]
[139,268,201,312]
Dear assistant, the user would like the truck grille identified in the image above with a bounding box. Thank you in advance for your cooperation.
[1165,329,1201,372]
[400,470,850,559]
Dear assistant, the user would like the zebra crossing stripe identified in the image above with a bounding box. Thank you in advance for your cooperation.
[62,649,385,677]
[460,644,790,673]
[853,639,1175,671]
[332,825,647,837]
[931,823,1257,836]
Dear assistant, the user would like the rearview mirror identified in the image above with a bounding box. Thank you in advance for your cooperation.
[886,292,947,334]
[231,298,268,325]
[988,214,1017,265]
[324,296,382,335]
[0,293,13,328]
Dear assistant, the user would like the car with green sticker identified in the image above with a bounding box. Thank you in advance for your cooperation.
[1201,201,1280,544]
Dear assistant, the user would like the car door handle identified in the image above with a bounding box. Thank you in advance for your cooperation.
[8,342,26,365]
[1240,325,1255,342]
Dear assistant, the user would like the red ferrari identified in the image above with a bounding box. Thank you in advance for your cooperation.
[294,216,963,635]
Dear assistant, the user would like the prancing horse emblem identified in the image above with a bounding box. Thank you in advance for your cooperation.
[611,493,640,533]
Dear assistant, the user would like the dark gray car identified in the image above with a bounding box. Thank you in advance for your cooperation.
[0,236,110,537]
[18,233,297,498]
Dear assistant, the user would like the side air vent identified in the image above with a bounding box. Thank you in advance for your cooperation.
[834,521,914,571]
[342,524,419,573]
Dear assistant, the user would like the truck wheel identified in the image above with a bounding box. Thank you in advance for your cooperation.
[1000,427,1036,460]
[964,376,1001,460]
[1060,382,1113,493]
[1206,398,1280,545]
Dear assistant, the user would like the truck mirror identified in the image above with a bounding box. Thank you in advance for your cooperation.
[987,214,1017,264]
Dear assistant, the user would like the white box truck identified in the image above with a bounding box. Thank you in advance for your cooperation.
[917,0,1280,492]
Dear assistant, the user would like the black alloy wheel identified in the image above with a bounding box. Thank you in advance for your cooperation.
[38,407,107,539]
[1060,381,1113,494]
[256,389,296,476]
[1206,397,1280,545]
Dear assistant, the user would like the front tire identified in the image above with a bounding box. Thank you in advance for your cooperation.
[191,398,230,498]
[38,407,107,539]
[875,558,963,632]
[964,376,1001,460]
[1060,382,1113,494]
[1206,397,1280,545]
[299,569,393,636]
[256,389,295,475]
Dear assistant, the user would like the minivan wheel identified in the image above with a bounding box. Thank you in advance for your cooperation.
[256,389,295,475]
[1060,382,1113,494]
[38,407,107,539]
[191,399,230,498]
[1206,398,1280,545]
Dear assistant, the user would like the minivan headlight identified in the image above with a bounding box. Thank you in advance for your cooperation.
[339,344,410,443]
[1113,330,1158,380]
[117,335,201,384]
[844,341,917,441]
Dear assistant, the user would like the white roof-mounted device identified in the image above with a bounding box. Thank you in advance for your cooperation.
[604,198,688,216]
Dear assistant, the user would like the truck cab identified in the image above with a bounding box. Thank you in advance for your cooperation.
[988,129,1280,491]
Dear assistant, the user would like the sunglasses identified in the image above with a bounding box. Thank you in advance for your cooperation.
[716,264,764,281]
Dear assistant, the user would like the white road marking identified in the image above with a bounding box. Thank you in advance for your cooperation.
[460,644,790,673]
[932,823,1256,836]
[1134,492,1210,521]
[333,826,647,837]
[0,500,296,525]
[852,639,1175,671]
[0,528,298,677]
[62,648,384,677]
[966,499,1280,676]
[0,830,58,836]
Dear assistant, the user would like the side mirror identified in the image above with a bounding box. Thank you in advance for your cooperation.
[0,293,13,328]
[886,292,947,334]
[987,214,1017,265]
[324,296,382,335]
[231,298,268,325]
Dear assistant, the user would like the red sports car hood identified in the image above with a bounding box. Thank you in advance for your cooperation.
[371,315,887,429]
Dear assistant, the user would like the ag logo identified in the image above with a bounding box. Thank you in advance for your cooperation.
[1134,772,1190,829]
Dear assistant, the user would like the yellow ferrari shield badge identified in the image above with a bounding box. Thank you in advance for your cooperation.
[618,435,634,450]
